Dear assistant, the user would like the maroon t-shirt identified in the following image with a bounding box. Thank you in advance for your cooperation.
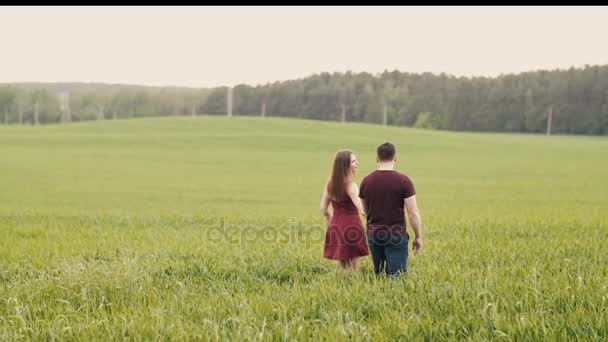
[359,170,416,235]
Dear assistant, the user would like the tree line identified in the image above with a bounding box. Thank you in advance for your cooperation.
[0,83,209,125]
[2,65,608,135]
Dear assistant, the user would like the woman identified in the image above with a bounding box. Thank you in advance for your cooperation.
[320,150,369,272]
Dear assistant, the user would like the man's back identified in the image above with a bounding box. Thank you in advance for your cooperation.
[359,170,416,235]
[360,141,422,276]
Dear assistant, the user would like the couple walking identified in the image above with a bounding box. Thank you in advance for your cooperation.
[320,142,423,277]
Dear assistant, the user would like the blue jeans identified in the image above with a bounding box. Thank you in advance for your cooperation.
[367,231,409,278]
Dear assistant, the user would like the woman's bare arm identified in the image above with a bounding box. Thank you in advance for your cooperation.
[320,188,332,223]
[347,182,366,218]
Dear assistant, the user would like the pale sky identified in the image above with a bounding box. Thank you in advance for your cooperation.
[1,6,608,88]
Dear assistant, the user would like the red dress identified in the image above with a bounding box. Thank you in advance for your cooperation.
[323,196,370,260]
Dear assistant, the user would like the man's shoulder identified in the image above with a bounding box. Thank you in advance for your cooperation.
[361,171,377,182]
[396,171,414,183]
[393,169,408,178]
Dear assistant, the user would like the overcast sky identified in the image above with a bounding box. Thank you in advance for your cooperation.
[1,6,607,88]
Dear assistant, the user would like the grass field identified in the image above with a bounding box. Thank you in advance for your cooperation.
[1,116,607,340]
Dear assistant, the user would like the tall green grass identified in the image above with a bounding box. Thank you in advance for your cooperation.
[1,116,606,340]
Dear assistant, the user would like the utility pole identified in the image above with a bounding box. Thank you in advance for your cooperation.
[383,104,388,126]
[227,87,233,117]
[58,91,71,123]
[546,105,553,135]
[98,103,105,120]
[18,101,23,124]
[34,101,39,126]
[173,89,179,116]
[66,98,71,123]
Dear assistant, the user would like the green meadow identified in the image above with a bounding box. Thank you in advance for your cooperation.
[1,116,606,340]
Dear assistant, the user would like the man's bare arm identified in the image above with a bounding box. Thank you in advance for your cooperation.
[404,195,423,255]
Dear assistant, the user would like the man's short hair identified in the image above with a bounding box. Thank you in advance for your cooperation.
[377,142,396,161]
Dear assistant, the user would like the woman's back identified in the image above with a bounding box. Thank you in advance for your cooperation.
[330,194,358,215]
[321,150,369,265]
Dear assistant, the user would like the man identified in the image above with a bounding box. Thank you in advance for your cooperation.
[359,142,423,277]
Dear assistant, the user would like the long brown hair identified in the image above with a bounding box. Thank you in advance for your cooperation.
[326,150,352,201]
